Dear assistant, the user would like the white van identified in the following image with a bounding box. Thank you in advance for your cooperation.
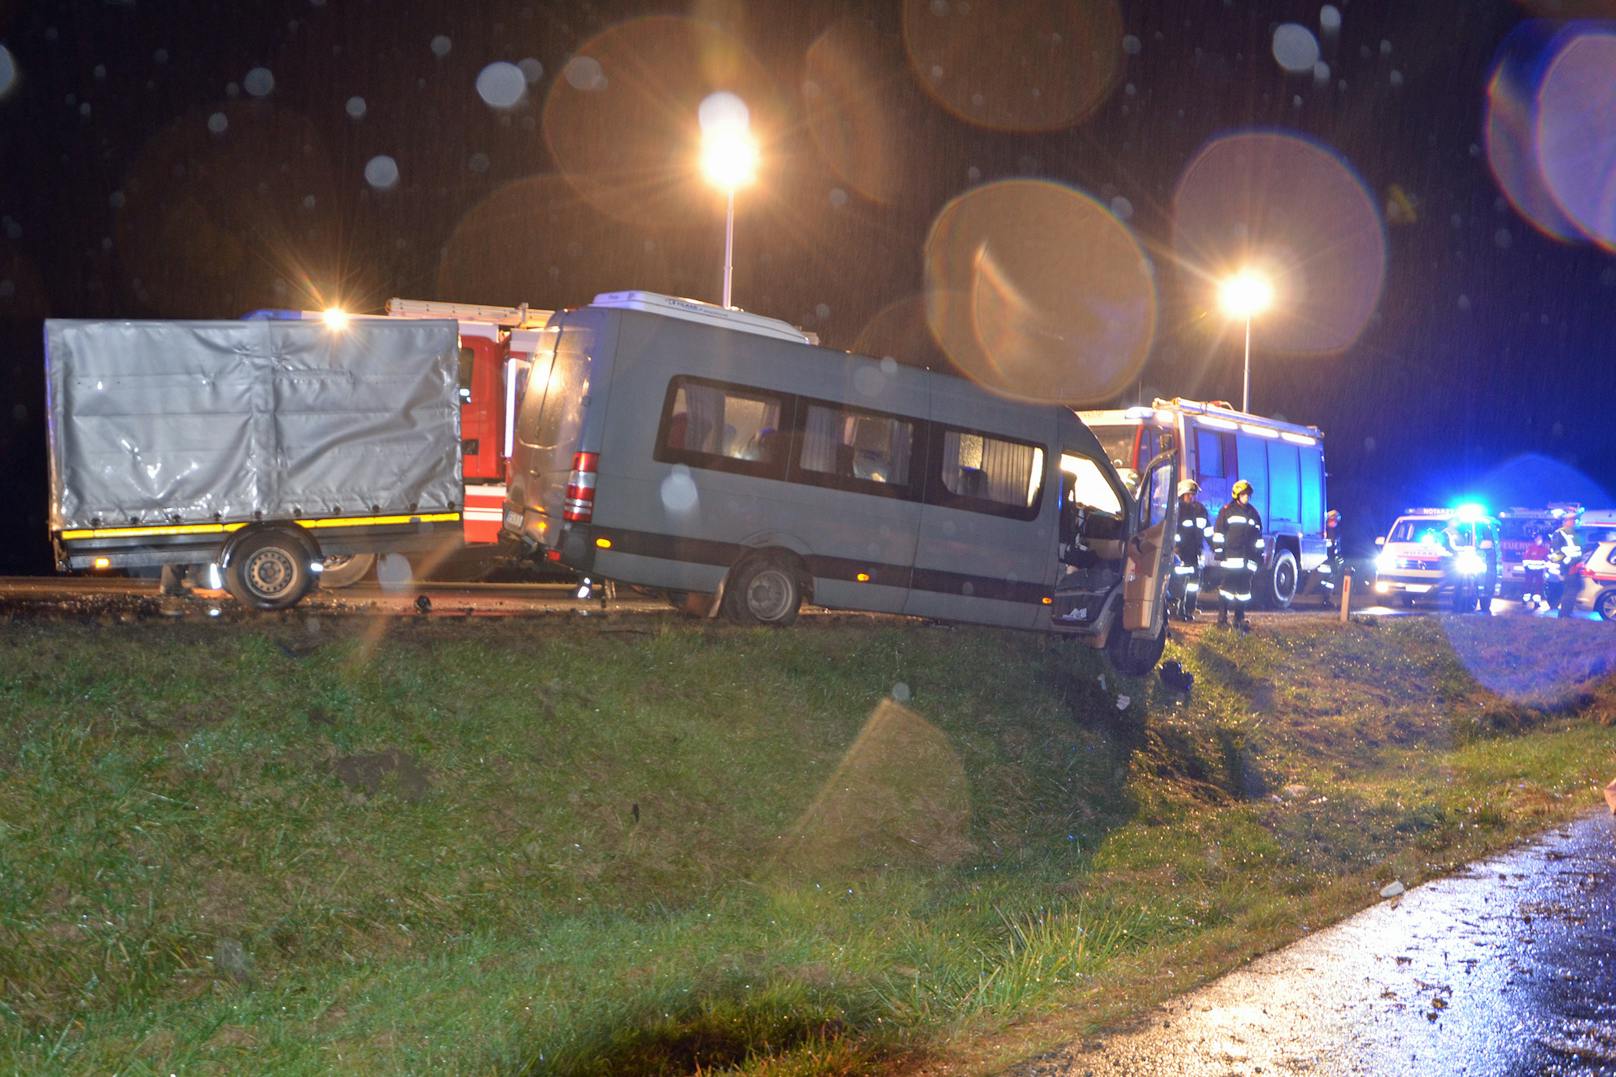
[501,292,1178,673]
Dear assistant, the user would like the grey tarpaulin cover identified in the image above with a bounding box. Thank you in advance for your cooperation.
[45,318,463,531]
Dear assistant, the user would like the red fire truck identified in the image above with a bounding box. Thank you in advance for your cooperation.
[381,299,554,543]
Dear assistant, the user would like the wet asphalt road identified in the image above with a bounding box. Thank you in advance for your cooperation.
[1012,812,1616,1076]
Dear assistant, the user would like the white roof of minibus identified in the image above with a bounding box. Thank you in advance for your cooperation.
[590,291,812,344]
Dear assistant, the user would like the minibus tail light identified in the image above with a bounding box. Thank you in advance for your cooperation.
[564,452,598,522]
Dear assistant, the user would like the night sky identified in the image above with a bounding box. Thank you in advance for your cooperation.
[2,0,1613,574]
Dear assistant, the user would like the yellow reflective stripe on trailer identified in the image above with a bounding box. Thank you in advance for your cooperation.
[59,512,460,541]
[294,512,461,530]
[59,521,248,540]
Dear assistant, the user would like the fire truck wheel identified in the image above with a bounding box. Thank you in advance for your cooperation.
[1261,549,1298,610]
[226,531,313,610]
[1597,590,1616,621]
[723,554,803,626]
[319,553,375,589]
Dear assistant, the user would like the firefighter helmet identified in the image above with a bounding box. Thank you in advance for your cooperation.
[1231,479,1253,499]
[1177,479,1200,497]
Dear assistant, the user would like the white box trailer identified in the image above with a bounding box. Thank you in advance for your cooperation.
[45,317,464,609]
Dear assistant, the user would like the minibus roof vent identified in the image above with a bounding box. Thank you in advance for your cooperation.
[590,291,812,344]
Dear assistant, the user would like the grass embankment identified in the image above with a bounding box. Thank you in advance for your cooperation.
[1,611,1613,1074]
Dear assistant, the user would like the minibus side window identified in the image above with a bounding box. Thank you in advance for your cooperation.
[656,376,787,478]
[799,403,914,494]
[936,428,1045,521]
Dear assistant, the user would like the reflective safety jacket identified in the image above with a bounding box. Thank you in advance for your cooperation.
[1521,539,1550,576]
[1547,527,1583,578]
[1175,498,1212,564]
[1212,500,1266,573]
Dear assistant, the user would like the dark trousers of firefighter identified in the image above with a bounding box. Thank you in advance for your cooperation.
[1169,561,1201,617]
[1556,574,1578,618]
[1218,565,1254,623]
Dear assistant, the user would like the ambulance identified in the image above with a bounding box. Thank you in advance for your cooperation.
[1372,505,1499,611]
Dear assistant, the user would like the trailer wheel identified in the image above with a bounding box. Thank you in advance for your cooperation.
[319,553,375,589]
[1106,619,1167,676]
[227,531,313,610]
[724,555,803,626]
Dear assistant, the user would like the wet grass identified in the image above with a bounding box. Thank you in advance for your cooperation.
[0,610,1612,1073]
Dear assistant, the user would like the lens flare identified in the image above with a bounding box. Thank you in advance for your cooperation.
[770,699,972,878]
[1485,24,1584,243]
[925,179,1156,404]
[1536,27,1616,249]
[804,19,905,204]
[542,16,780,229]
[1173,131,1385,356]
[853,295,949,371]
[901,0,1123,132]
[117,106,342,313]
[437,175,668,307]
[1515,0,1616,14]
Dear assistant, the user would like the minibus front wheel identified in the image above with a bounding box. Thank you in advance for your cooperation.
[1106,619,1167,676]
[723,553,805,626]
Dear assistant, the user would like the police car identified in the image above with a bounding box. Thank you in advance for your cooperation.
[1372,505,1499,610]
[1568,510,1616,620]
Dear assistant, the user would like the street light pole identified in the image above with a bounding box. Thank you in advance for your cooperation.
[723,189,736,309]
[1242,315,1252,413]
[698,92,758,311]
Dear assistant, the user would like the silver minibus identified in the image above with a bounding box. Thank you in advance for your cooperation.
[502,291,1176,673]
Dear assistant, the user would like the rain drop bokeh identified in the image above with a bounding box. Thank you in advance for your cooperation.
[364,155,400,191]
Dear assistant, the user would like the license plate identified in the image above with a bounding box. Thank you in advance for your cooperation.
[502,508,523,531]
[1404,584,1431,593]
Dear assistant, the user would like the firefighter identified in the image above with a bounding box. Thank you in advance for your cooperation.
[1316,508,1344,603]
[1546,513,1584,618]
[1521,528,1550,610]
[1212,479,1265,630]
[1170,479,1212,621]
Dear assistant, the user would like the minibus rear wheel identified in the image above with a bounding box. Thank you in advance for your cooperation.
[724,555,804,626]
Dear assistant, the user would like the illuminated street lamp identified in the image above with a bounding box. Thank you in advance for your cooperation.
[1218,268,1274,412]
[699,93,759,309]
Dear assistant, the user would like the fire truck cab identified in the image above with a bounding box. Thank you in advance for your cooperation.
[1080,398,1329,609]
[1496,504,1582,599]
[383,299,555,541]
